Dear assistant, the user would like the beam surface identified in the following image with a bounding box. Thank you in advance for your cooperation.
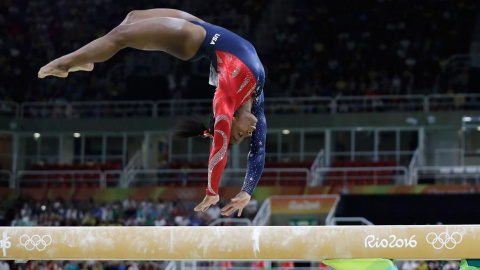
[0,226,477,260]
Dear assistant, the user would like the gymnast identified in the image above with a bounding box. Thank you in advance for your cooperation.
[38,9,266,217]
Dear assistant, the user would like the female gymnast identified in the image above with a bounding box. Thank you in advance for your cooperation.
[38,9,266,217]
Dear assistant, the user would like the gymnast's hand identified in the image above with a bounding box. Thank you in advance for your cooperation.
[194,195,219,212]
[221,191,251,217]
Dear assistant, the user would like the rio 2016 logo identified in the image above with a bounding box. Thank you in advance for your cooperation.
[0,232,11,257]
[364,235,417,248]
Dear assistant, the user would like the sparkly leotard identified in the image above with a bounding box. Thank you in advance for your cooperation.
[189,21,266,196]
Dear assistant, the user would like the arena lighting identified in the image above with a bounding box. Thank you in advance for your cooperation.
[0,226,479,260]
[477,126,480,132]
[463,116,472,122]
[73,133,81,138]
[282,129,291,135]
[33,133,41,139]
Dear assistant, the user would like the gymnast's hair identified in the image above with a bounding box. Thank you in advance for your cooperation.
[171,114,215,139]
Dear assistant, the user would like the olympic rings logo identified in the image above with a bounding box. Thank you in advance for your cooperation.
[19,234,52,251]
[426,232,462,250]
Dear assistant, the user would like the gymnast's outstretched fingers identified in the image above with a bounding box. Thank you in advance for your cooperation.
[221,191,251,217]
[194,195,219,212]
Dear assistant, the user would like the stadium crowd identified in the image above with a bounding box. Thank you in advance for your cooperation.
[0,195,261,270]
[266,0,478,98]
[1,0,478,104]
[2,196,258,227]
[0,0,264,103]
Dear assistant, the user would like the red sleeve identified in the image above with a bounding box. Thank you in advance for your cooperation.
[206,94,234,196]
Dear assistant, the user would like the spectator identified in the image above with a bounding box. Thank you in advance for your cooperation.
[416,260,428,270]
[206,204,221,223]
[401,261,418,270]
[0,261,10,270]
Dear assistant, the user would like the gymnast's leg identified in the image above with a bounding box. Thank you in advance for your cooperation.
[38,17,206,78]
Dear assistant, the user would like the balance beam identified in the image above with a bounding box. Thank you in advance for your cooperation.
[0,226,477,260]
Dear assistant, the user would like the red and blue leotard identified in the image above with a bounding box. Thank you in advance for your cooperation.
[189,21,266,196]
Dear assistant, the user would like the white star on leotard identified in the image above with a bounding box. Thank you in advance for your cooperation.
[259,141,262,146]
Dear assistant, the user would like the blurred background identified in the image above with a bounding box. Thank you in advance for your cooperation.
[1,0,480,269]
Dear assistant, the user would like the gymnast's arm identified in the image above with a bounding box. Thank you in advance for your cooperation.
[194,93,234,212]
[242,92,267,195]
[205,95,235,196]
[219,93,266,217]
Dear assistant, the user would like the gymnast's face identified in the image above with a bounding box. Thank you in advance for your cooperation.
[230,112,257,145]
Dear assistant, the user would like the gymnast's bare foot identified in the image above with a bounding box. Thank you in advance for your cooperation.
[68,63,94,73]
[38,60,94,78]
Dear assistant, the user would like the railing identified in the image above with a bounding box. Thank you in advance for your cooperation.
[428,94,480,111]
[208,218,252,226]
[3,94,480,120]
[122,151,143,187]
[0,170,12,188]
[156,99,211,116]
[21,101,156,119]
[104,170,124,187]
[252,198,271,226]
[310,150,325,187]
[265,97,333,114]
[13,165,480,188]
[313,166,409,186]
[326,217,374,226]
[408,148,421,185]
[434,148,465,167]
[335,95,426,113]
[19,155,124,166]
[0,101,19,118]
[17,170,107,188]
[331,151,416,164]
[124,168,310,187]
[413,166,480,185]
[164,261,176,270]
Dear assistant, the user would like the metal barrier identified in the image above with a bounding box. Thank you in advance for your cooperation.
[12,165,480,188]
[21,101,156,119]
[428,94,480,111]
[124,168,310,187]
[17,170,106,188]
[156,99,211,116]
[208,218,252,226]
[13,168,309,188]
[310,150,325,186]
[408,148,421,185]
[434,148,465,167]
[335,95,426,113]
[0,101,19,118]
[326,217,374,226]
[414,166,480,185]
[313,166,409,186]
[265,97,332,114]
[103,170,124,187]
[0,170,12,188]
[252,198,271,226]
[4,94,480,119]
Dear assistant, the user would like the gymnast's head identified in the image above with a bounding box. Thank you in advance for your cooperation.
[172,111,257,145]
